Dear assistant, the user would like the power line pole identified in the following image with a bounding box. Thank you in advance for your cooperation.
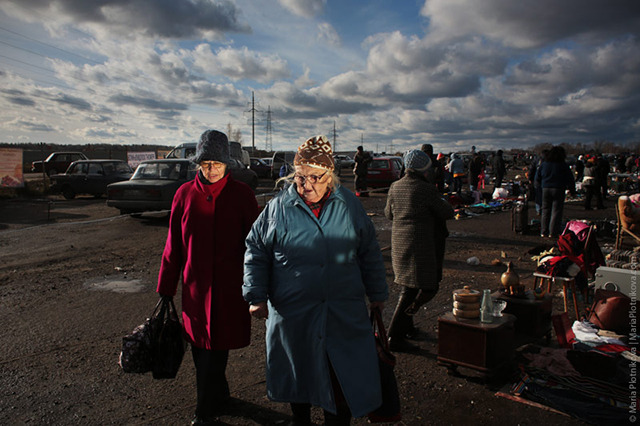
[333,121,337,153]
[245,91,260,153]
[265,106,273,152]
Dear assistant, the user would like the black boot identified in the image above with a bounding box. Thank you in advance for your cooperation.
[289,403,312,426]
[388,288,419,352]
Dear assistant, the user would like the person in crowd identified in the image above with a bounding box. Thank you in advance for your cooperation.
[534,146,575,238]
[447,153,465,194]
[582,155,604,210]
[615,154,627,174]
[421,143,445,192]
[243,135,388,425]
[438,153,452,191]
[625,154,636,173]
[157,130,260,426]
[492,150,506,189]
[468,152,484,192]
[597,154,610,200]
[384,150,454,352]
[528,150,547,215]
[353,145,372,197]
[574,155,585,183]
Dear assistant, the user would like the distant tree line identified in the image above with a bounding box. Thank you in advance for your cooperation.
[530,140,640,155]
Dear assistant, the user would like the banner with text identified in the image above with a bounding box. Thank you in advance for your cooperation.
[127,151,156,169]
[0,148,24,188]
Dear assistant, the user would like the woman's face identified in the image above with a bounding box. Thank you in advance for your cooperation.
[199,161,227,183]
[294,165,331,203]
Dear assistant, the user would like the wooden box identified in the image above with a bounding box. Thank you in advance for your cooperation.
[437,312,516,376]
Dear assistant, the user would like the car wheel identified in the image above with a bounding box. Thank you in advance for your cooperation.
[62,186,75,200]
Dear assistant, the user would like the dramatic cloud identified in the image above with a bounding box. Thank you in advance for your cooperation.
[192,45,290,83]
[421,0,640,48]
[6,0,251,39]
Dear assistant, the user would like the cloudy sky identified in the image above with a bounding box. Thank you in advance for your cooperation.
[1,0,639,154]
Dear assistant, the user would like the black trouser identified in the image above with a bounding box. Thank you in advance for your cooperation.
[388,286,438,338]
[191,346,230,420]
[584,184,604,209]
[354,174,368,193]
[290,362,351,425]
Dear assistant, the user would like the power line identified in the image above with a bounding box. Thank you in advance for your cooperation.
[265,105,273,152]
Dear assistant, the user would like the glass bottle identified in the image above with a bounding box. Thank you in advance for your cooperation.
[480,289,494,323]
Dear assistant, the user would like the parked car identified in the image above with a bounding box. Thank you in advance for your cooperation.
[270,151,296,180]
[367,156,404,189]
[31,152,89,176]
[261,157,273,167]
[107,159,197,215]
[334,154,355,169]
[107,158,258,216]
[50,160,133,199]
[250,157,271,178]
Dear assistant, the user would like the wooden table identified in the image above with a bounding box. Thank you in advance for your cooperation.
[437,312,516,377]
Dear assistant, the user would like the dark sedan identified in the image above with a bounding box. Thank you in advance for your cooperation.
[107,159,197,215]
[107,159,257,216]
[50,160,133,199]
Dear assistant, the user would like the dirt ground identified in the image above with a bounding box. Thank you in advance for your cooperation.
[0,173,618,425]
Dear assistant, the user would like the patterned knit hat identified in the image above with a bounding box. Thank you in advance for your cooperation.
[294,135,335,171]
[193,130,230,164]
[404,149,432,172]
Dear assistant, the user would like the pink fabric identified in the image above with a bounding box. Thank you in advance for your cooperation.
[562,220,590,242]
[157,174,259,350]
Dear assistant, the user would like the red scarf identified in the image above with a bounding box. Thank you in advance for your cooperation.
[303,189,331,218]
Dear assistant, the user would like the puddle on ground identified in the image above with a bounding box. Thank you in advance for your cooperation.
[84,275,145,293]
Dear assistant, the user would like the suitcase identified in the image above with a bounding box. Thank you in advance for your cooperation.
[593,266,636,297]
[511,202,528,234]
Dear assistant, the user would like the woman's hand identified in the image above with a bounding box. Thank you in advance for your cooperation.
[369,301,385,312]
[249,302,269,319]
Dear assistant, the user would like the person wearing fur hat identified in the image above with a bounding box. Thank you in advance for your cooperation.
[157,129,260,425]
[384,150,454,352]
[243,135,388,425]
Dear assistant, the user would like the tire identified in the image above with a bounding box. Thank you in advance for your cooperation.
[62,186,76,200]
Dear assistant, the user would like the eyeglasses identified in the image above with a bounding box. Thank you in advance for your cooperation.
[293,171,327,185]
[199,161,225,170]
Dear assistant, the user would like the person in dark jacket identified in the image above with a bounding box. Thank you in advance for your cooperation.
[534,146,575,238]
[492,150,506,189]
[421,143,445,192]
[583,156,604,210]
[597,154,610,200]
[574,155,585,183]
[468,152,484,192]
[384,150,454,352]
[157,130,260,425]
[353,145,372,197]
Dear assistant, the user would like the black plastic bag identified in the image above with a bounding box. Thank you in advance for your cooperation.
[119,298,164,374]
[367,307,402,423]
[152,297,186,379]
[119,297,185,379]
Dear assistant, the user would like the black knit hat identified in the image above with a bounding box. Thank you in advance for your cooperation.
[193,130,230,164]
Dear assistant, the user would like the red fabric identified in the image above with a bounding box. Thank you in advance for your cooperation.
[157,174,260,350]
[303,189,331,218]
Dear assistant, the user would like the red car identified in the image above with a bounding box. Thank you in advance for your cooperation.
[367,156,404,189]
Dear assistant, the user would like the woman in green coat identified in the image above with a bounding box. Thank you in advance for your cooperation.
[243,136,388,425]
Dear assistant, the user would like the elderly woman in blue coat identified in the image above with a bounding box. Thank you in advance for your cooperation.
[243,135,389,425]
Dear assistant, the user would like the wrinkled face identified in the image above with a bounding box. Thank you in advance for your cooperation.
[199,161,227,183]
[294,164,331,203]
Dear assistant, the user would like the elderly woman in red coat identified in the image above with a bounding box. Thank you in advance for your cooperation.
[157,130,259,426]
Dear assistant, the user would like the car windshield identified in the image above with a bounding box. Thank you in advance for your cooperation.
[370,159,390,169]
[133,162,185,180]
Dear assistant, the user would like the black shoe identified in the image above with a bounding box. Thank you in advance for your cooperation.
[405,327,429,341]
[191,416,216,426]
[388,336,419,352]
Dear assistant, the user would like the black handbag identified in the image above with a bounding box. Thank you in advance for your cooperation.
[152,297,186,379]
[367,307,402,423]
[119,297,186,379]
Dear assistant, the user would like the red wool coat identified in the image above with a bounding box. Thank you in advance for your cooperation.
[157,173,259,350]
